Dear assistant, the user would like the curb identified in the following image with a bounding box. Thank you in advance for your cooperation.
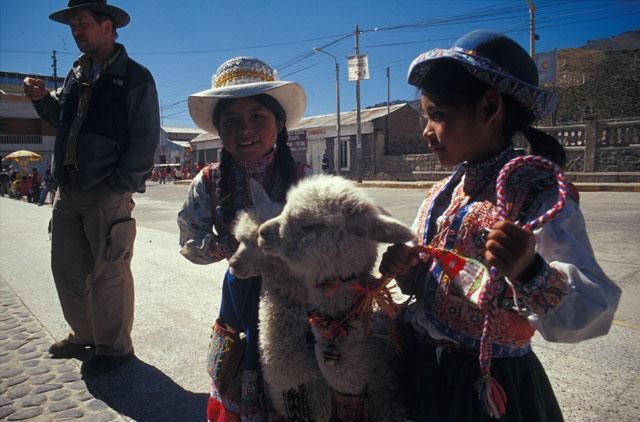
[169,179,640,192]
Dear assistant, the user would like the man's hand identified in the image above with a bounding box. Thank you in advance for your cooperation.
[22,78,48,102]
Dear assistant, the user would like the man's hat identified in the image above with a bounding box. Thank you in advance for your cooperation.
[49,0,130,28]
[188,57,307,135]
[408,30,557,119]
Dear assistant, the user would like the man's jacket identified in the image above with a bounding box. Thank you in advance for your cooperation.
[34,44,160,193]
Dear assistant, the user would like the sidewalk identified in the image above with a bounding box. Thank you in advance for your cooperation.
[0,198,214,421]
[0,279,122,421]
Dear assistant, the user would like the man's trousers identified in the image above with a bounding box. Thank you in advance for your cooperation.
[51,176,136,356]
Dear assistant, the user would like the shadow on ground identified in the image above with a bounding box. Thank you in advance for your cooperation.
[85,357,208,421]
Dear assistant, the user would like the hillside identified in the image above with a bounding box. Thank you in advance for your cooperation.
[581,30,640,51]
[531,30,640,123]
[549,47,640,123]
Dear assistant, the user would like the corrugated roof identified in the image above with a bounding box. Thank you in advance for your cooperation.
[189,103,411,144]
[168,140,191,148]
[291,103,408,130]
[190,131,220,143]
[162,126,203,134]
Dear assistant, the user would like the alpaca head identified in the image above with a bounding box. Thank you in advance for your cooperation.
[228,179,284,279]
[257,175,415,281]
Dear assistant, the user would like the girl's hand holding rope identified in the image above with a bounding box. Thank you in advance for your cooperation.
[484,220,536,281]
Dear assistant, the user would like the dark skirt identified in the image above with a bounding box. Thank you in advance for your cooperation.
[399,324,564,422]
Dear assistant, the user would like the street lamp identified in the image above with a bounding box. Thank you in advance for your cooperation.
[313,47,341,176]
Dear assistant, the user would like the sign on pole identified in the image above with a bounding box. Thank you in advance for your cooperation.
[535,50,557,87]
[347,54,370,81]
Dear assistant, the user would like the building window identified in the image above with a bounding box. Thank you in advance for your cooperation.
[339,137,350,170]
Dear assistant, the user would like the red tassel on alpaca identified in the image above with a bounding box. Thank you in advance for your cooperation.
[475,375,507,418]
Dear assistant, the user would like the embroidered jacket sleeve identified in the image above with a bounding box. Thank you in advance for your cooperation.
[511,197,621,343]
[177,170,235,265]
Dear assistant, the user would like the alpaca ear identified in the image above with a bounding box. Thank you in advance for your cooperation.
[346,213,416,244]
[249,178,271,207]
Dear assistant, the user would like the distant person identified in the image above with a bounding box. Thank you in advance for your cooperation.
[178,56,310,421]
[29,168,42,203]
[379,30,621,421]
[160,166,168,184]
[0,169,9,196]
[18,175,31,200]
[321,152,330,173]
[38,168,57,206]
[23,0,159,378]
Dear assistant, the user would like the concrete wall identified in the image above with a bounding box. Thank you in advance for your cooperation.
[370,118,640,181]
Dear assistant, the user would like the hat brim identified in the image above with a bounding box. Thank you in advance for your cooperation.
[188,81,307,135]
[49,4,130,28]
[408,49,557,119]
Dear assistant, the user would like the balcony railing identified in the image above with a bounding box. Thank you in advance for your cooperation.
[0,134,43,145]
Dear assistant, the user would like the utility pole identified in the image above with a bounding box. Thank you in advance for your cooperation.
[355,24,362,183]
[526,0,536,58]
[386,66,390,155]
[51,50,58,90]
[313,47,341,176]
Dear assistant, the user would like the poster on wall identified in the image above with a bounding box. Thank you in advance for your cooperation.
[287,131,308,163]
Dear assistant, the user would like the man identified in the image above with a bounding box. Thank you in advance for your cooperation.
[29,167,42,203]
[23,0,159,378]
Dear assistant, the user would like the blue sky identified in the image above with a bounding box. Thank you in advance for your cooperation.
[1,0,638,128]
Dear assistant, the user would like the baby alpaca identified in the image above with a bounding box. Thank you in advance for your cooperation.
[229,180,331,421]
[257,175,416,421]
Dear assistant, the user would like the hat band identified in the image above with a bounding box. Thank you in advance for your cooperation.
[214,70,276,88]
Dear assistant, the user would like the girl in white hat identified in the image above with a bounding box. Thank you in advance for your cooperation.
[177,57,310,421]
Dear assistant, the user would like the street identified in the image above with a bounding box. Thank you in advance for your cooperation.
[1,182,639,421]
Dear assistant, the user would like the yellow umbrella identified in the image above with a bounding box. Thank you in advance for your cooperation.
[2,150,42,169]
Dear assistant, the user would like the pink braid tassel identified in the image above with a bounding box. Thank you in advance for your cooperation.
[475,375,507,418]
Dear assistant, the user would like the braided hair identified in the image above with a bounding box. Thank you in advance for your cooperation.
[213,94,300,224]
[418,60,565,166]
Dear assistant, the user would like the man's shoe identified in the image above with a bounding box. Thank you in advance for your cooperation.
[81,352,135,379]
[48,339,95,359]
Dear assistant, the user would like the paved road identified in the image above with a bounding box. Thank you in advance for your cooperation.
[0,182,638,421]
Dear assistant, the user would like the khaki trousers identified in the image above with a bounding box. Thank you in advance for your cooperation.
[51,174,136,356]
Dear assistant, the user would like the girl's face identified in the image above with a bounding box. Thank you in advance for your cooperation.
[420,93,503,166]
[217,97,281,162]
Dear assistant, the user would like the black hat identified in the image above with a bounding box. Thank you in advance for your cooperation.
[49,0,130,28]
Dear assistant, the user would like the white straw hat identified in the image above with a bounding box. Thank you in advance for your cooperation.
[188,57,307,134]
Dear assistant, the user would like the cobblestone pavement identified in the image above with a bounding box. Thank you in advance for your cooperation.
[0,280,123,421]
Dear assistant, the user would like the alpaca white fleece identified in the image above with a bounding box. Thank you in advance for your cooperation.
[229,180,331,421]
[257,175,416,421]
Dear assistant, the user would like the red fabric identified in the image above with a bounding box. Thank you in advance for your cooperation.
[207,396,239,422]
[424,246,466,278]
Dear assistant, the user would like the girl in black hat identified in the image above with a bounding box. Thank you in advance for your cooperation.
[380,30,620,421]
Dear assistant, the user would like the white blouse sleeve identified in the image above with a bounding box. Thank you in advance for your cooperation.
[528,198,621,343]
[177,170,234,265]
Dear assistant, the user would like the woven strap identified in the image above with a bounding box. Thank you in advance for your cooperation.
[476,155,567,418]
